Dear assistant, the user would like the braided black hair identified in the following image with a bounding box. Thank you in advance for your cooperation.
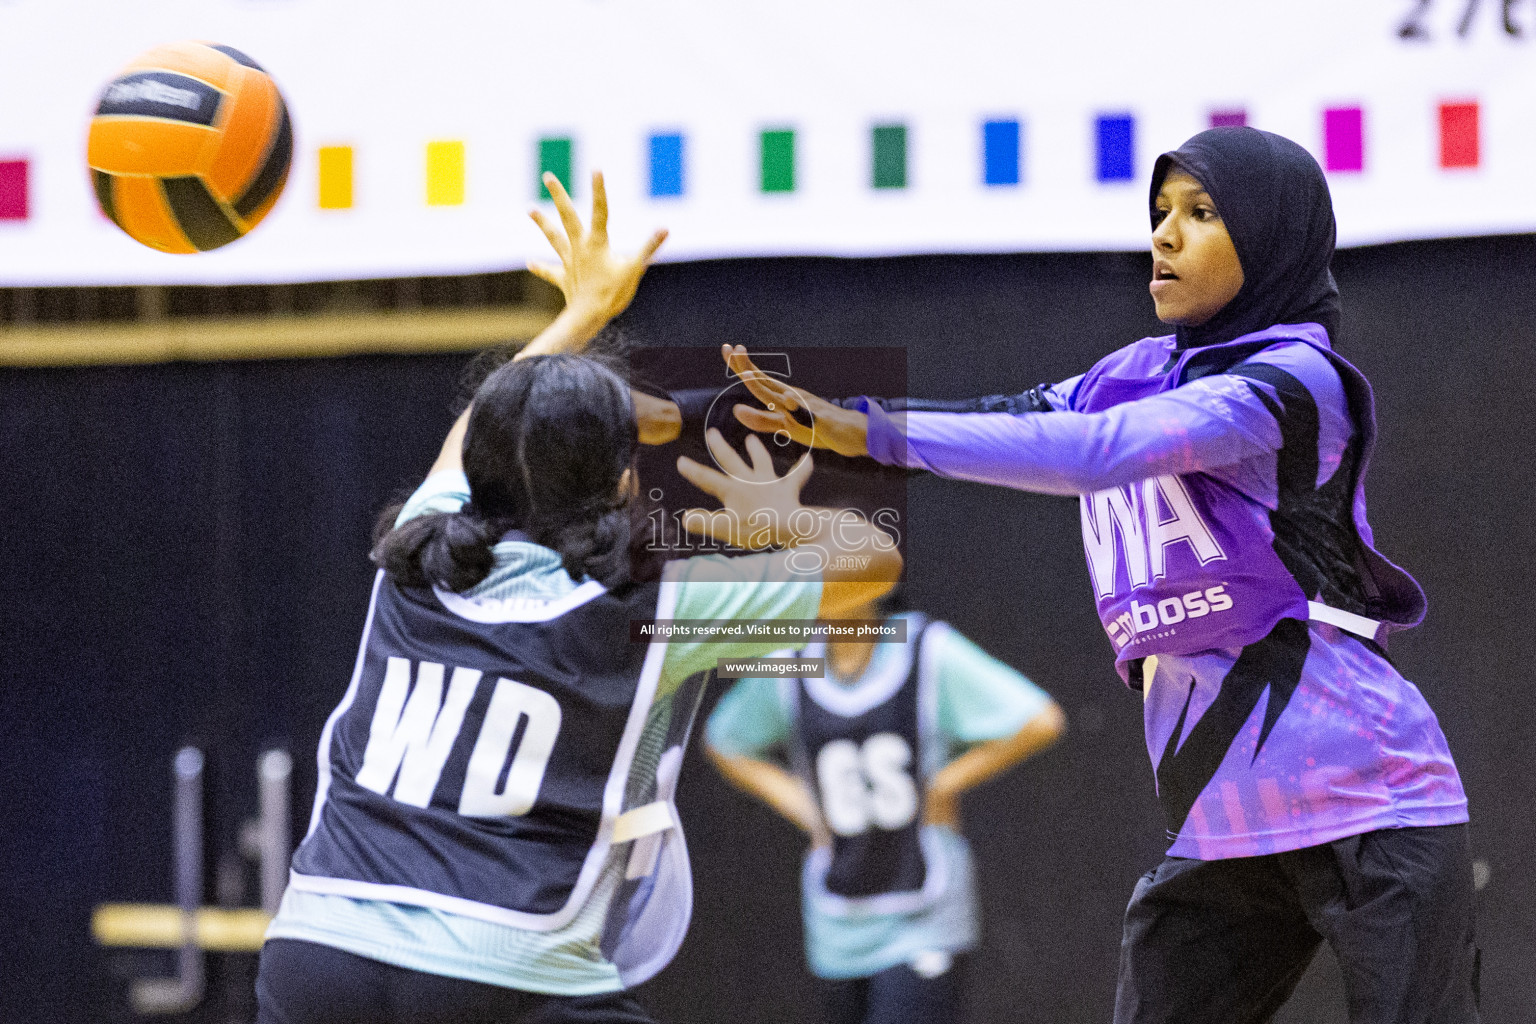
[372,352,639,592]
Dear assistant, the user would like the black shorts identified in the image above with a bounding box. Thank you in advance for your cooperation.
[1115,823,1480,1024]
[256,938,657,1024]
[819,952,967,1024]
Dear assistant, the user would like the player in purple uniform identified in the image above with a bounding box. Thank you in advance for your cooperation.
[702,127,1479,1024]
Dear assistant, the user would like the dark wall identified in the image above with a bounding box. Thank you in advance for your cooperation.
[3,237,1532,1023]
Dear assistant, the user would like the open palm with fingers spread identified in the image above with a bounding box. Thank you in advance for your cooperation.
[675,428,814,550]
[721,344,871,458]
[527,170,668,334]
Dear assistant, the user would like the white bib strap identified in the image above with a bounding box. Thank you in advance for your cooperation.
[1307,601,1382,642]
[613,800,677,843]
[620,746,686,880]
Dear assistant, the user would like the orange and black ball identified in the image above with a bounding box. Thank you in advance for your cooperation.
[88,41,292,253]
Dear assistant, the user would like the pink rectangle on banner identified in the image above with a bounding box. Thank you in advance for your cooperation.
[1210,110,1247,128]
[0,159,27,220]
[1324,107,1363,172]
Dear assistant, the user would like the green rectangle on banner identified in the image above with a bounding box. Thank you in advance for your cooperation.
[761,129,795,192]
[872,123,906,189]
[539,137,573,199]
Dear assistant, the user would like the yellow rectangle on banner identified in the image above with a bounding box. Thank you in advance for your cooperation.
[426,141,465,206]
[317,146,353,209]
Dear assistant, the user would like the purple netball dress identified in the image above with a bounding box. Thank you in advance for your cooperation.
[856,322,1467,859]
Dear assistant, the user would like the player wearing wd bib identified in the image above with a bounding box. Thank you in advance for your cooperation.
[707,609,1062,1024]
[256,177,901,1024]
[261,416,897,1023]
[714,130,1479,1022]
[271,474,819,994]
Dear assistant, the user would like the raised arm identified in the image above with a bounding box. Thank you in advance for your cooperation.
[424,170,668,478]
[718,345,1076,458]
[728,343,1307,496]
[521,171,667,360]
[857,355,1311,494]
[634,344,1073,452]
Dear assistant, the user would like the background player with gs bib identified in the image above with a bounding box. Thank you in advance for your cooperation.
[254,175,902,1024]
[705,593,1064,1024]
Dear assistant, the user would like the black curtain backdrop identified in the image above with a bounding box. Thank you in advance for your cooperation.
[2,237,1532,1023]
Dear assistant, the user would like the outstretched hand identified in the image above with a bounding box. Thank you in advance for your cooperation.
[521,171,667,356]
[677,423,903,618]
[722,344,870,458]
[674,429,813,550]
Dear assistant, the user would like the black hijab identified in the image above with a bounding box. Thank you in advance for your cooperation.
[1150,126,1341,349]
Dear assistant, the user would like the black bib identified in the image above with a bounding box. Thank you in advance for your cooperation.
[793,617,931,901]
[292,572,668,927]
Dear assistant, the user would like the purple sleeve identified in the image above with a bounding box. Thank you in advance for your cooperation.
[1038,374,1081,411]
[856,371,1286,496]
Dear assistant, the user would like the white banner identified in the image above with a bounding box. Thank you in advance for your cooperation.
[0,0,1531,285]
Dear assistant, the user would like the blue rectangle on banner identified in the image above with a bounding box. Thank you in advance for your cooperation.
[1096,114,1135,182]
[983,119,1021,185]
[650,133,684,197]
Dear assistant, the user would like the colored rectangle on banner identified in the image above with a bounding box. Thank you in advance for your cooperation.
[426,141,465,206]
[317,146,353,209]
[0,159,28,220]
[761,129,795,193]
[539,137,573,200]
[983,119,1021,186]
[1210,110,1247,128]
[1439,102,1479,169]
[1096,115,1135,182]
[1324,107,1364,172]
[872,123,907,189]
[649,133,684,197]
